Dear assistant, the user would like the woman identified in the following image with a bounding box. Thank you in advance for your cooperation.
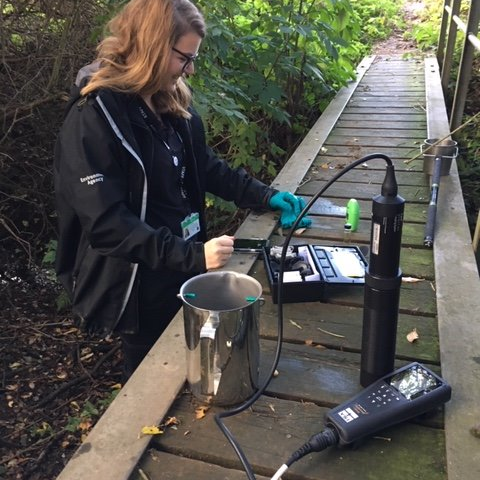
[54,0,310,376]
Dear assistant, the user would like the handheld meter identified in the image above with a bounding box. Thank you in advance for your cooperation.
[273,363,451,480]
[325,362,451,445]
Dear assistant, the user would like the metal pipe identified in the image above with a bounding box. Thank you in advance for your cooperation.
[424,157,443,248]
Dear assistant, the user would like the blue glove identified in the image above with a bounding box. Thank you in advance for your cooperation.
[269,191,312,229]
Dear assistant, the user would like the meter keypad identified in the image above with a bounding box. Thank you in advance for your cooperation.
[367,383,401,408]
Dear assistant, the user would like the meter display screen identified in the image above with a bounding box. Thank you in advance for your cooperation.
[388,365,440,400]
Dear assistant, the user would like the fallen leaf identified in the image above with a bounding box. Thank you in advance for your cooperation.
[62,328,79,335]
[293,227,307,235]
[320,162,330,169]
[289,320,303,330]
[305,339,314,346]
[402,276,424,283]
[163,416,179,427]
[406,328,419,343]
[141,425,164,435]
[195,406,210,419]
[78,420,93,431]
[56,371,68,379]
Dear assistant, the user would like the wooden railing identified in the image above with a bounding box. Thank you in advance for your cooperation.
[437,0,480,252]
[437,0,480,130]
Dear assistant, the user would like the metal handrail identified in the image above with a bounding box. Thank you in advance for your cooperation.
[437,0,480,130]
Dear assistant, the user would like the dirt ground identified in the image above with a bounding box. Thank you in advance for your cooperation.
[0,262,124,480]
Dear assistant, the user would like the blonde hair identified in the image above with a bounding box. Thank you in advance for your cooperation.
[81,0,206,118]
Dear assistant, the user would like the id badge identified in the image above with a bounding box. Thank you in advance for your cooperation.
[181,212,200,240]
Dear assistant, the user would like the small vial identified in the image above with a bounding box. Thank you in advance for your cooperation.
[345,198,360,232]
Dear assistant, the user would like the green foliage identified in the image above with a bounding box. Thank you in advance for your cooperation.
[192,0,359,169]
[65,387,120,434]
[42,239,57,267]
[407,0,443,51]
[65,401,99,433]
[349,0,404,57]
[187,0,363,229]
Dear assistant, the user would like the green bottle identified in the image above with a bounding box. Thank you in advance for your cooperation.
[345,198,360,232]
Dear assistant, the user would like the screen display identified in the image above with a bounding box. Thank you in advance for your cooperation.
[388,365,440,400]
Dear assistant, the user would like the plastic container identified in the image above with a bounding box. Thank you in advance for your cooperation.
[345,198,360,232]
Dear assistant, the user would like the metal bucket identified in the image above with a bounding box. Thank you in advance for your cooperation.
[421,138,458,176]
[179,271,262,406]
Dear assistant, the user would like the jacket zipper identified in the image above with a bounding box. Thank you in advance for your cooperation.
[95,95,148,334]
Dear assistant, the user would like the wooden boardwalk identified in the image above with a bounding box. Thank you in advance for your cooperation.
[57,56,480,480]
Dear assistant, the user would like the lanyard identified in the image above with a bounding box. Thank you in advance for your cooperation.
[138,103,188,199]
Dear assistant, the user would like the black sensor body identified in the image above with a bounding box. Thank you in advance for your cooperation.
[361,165,405,387]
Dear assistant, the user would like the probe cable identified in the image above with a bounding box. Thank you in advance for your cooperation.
[214,154,393,480]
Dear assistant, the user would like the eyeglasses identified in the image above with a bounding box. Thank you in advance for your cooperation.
[172,47,199,72]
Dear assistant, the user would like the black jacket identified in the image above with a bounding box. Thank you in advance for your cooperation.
[54,84,276,335]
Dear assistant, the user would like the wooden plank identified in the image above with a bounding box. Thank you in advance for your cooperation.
[331,127,427,139]
[308,164,430,187]
[425,57,480,480]
[258,303,440,363]
[325,134,422,149]
[340,112,426,121]
[152,395,447,480]
[281,219,425,248]
[298,181,429,204]
[133,451,270,480]
[336,119,427,130]
[314,155,425,173]
[316,145,421,160]
[348,98,426,107]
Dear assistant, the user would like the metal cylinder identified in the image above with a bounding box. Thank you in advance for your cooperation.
[180,271,262,406]
[421,138,458,176]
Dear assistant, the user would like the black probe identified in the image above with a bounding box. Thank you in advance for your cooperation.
[360,163,404,387]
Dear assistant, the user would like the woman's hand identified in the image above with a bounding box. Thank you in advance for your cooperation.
[204,235,234,270]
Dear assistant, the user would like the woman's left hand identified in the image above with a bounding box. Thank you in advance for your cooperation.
[204,235,234,270]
